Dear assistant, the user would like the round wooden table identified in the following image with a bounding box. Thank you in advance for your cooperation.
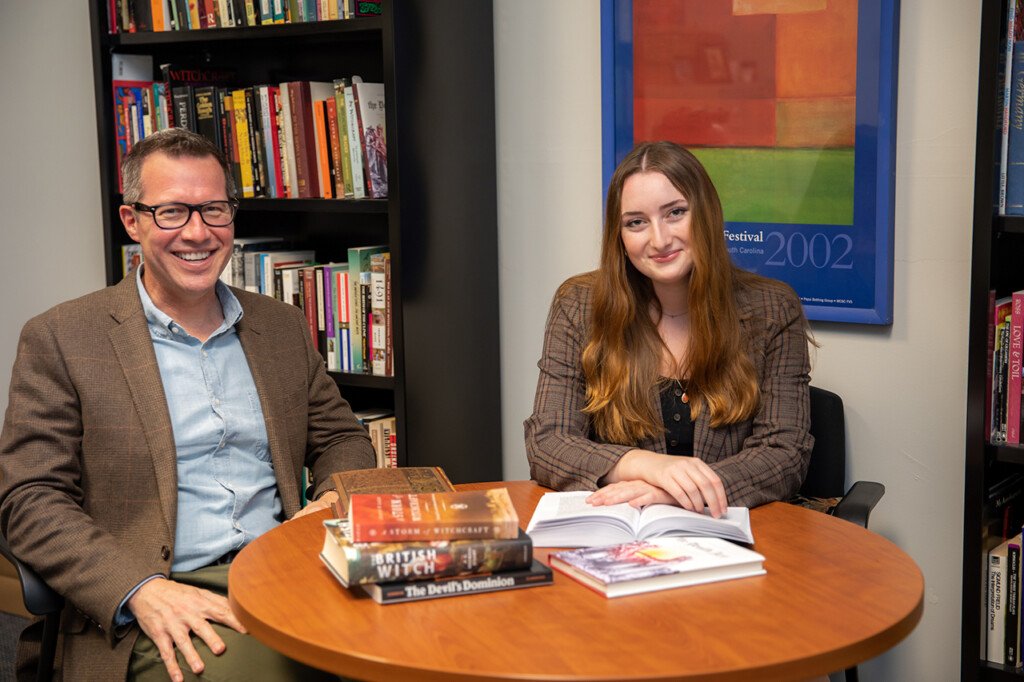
[228,481,923,681]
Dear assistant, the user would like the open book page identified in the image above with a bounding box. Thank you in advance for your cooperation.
[526,491,641,547]
[526,491,754,548]
[634,504,753,544]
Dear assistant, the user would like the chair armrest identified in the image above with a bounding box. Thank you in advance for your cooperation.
[0,535,64,616]
[831,481,885,528]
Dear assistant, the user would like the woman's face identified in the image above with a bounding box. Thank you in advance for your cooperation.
[619,171,695,289]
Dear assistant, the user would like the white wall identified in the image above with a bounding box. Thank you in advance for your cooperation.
[0,3,106,419]
[496,1,978,679]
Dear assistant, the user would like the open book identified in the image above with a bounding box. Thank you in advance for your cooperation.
[525,491,754,547]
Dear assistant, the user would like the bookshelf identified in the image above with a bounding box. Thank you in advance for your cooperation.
[964,1,1024,678]
[86,0,501,483]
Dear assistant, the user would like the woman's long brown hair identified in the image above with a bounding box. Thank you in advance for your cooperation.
[573,141,759,444]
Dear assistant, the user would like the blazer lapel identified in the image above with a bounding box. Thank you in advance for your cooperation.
[106,277,178,539]
[235,299,302,517]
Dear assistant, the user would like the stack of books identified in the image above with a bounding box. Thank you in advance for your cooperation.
[319,476,552,604]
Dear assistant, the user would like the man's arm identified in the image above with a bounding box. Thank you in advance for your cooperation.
[0,313,166,636]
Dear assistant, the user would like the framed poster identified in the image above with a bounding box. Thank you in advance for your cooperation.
[602,0,899,324]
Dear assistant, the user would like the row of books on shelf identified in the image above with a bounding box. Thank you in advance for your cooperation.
[107,0,381,34]
[988,290,1024,445]
[113,56,386,200]
[122,242,393,376]
[996,0,1024,215]
[316,469,765,604]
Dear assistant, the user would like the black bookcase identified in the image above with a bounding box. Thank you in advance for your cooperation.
[86,0,501,483]
[964,1,1024,679]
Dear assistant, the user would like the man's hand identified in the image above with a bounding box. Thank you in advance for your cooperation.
[127,577,246,682]
[290,490,339,520]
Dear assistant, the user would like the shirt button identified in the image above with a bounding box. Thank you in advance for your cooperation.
[670,439,678,446]
[674,388,683,397]
[673,413,682,422]
[160,546,170,561]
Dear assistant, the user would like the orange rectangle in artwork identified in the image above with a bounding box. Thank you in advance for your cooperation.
[775,0,858,98]
[775,97,855,148]
[634,97,776,148]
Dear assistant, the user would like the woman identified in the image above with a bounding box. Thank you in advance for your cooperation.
[524,141,813,517]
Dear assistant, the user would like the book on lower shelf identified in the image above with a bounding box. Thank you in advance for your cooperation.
[525,491,754,548]
[988,531,1023,665]
[356,559,553,605]
[347,488,520,543]
[549,537,766,599]
[320,520,532,587]
[329,466,453,519]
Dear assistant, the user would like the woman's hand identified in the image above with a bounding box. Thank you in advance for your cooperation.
[586,480,675,508]
[605,450,728,517]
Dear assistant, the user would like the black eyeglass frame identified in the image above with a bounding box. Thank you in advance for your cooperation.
[131,200,240,230]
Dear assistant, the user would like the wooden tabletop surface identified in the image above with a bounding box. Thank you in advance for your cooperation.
[228,481,923,681]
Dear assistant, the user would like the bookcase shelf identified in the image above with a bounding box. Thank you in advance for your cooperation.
[86,0,502,484]
[964,1,1024,677]
[236,198,388,214]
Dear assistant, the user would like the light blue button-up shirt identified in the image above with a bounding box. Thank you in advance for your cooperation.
[136,267,282,572]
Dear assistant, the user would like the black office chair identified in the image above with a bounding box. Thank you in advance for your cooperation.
[0,535,63,682]
[794,385,885,682]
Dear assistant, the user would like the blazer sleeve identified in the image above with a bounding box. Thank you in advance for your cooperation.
[705,284,813,507]
[524,286,633,491]
[0,314,166,637]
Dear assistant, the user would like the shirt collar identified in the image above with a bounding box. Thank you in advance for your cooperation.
[135,264,244,338]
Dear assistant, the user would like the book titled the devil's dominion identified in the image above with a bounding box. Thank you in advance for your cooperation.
[347,488,520,543]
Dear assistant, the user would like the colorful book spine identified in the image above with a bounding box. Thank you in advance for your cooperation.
[1007,41,1024,216]
[370,252,388,376]
[321,520,532,585]
[231,89,255,197]
[333,79,355,198]
[357,560,553,605]
[343,82,366,198]
[353,81,387,198]
[1008,542,1021,666]
[347,488,520,543]
[1008,291,1024,445]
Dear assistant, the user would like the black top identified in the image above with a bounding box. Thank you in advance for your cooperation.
[659,379,694,456]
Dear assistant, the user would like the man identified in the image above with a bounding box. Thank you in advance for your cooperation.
[0,128,376,681]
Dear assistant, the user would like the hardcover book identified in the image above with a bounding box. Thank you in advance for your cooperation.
[320,520,532,586]
[347,488,519,543]
[356,559,553,605]
[549,537,766,599]
[331,468,454,519]
[351,81,387,198]
[526,491,754,548]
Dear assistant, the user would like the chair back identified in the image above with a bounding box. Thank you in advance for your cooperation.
[800,386,847,499]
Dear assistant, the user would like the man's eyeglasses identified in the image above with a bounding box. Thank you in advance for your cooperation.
[131,200,239,230]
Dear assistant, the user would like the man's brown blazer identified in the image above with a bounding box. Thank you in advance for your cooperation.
[0,275,375,680]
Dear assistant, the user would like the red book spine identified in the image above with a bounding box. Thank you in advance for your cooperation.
[302,267,319,351]
[287,82,320,199]
[267,86,285,199]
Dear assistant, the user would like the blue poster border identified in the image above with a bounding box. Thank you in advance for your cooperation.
[601,0,899,325]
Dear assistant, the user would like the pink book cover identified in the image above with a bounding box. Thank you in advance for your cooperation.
[1009,291,1024,444]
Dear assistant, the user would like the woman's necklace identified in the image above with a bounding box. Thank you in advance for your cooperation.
[674,378,689,404]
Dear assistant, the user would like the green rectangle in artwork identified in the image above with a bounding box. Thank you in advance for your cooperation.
[692,147,854,226]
